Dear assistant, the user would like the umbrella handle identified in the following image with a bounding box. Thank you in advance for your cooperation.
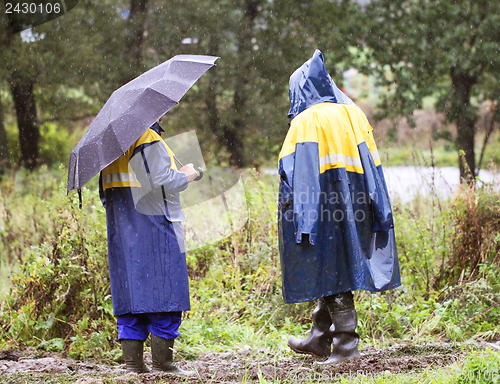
[174,155,203,182]
[195,167,204,181]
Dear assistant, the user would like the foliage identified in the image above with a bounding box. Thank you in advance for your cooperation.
[1,0,129,114]
[443,183,500,283]
[145,0,356,167]
[455,349,500,384]
[0,169,117,360]
[38,122,79,166]
[358,0,500,180]
[0,166,498,365]
[180,171,311,357]
[0,166,66,266]
[1,0,360,169]
[369,181,500,345]
[0,0,131,168]
[1,119,83,169]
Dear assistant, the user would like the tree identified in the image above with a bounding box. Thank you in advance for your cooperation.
[0,91,7,174]
[1,0,359,169]
[359,0,500,183]
[0,0,137,169]
[147,0,356,167]
[121,0,149,83]
[0,21,10,173]
[9,70,39,170]
[0,4,40,169]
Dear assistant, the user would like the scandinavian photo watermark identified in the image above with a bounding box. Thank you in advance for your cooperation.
[277,187,382,224]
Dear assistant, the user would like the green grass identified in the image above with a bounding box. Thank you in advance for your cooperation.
[0,258,18,299]
[380,144,458,168]
[0,163,498,384]
[343,350,500,384]
[379,131,500,169]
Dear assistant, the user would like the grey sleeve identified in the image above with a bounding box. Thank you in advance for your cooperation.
[130,141,189,193]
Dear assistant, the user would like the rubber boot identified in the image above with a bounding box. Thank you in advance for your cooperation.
[317,291,361,365]
[151,334,195,376]
[121,339,149,373]
[287,298,332,357]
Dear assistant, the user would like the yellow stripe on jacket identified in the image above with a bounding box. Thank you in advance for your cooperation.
[279,103,381,174]
[102,129,177,190]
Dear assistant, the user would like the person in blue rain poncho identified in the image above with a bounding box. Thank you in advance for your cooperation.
[100,121,199,375]
[278,50,401,364]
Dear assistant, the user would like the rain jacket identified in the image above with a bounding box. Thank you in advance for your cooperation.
[278,50,401,304]
[100,126,190,316]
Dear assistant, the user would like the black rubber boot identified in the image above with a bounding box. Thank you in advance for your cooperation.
[287,298,332,357]
[317,291,361,365]
[151,334,195,376]
[120,339,149,373]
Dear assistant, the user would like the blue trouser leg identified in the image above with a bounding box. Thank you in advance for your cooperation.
[147,312,182,340]
[117,312,182,341]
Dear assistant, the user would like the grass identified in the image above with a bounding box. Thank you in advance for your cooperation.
[336,349,500,384]
[380,143,458,168]
[0,258,18,299]
[378,131,500,169]
[0,141,498,383]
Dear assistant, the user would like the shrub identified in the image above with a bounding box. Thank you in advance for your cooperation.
[438,182,500,286]
[39,122,76,166]
[0,170,116,360]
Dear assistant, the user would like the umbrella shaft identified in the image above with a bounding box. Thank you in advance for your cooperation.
[173,155,203,181]
[173,155,184,168]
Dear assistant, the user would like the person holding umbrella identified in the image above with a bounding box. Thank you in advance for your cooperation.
[99,119,198,374]
[278,50,400,364]
[67,55,219,374]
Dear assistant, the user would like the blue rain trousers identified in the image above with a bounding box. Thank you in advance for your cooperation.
[117,312,182,341]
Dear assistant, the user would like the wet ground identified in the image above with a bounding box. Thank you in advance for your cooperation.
[1,342,498,383]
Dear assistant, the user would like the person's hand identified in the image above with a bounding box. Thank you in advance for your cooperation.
[179,163,199,183]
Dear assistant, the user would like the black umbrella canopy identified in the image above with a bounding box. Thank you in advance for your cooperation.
[67,54,219,193]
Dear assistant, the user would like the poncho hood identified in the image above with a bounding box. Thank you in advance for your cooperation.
[288,49,354,121]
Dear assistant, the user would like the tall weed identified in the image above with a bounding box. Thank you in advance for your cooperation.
[440,182,500,285]
[0,169,117,359]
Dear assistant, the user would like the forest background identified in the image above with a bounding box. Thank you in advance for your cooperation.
[0,0,499,383]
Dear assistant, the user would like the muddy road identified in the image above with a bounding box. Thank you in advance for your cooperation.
[2,342,496,383]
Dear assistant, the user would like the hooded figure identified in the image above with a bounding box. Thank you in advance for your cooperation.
[100,121,198,375]
[278,50,400,364]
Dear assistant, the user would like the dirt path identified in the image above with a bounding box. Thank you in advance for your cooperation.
[0,343,495,383]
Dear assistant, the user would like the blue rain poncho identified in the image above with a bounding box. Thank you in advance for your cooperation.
[100,127,190,315]
[278,50,401,304]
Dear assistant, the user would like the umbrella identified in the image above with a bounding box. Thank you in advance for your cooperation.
[67,54,219,194]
